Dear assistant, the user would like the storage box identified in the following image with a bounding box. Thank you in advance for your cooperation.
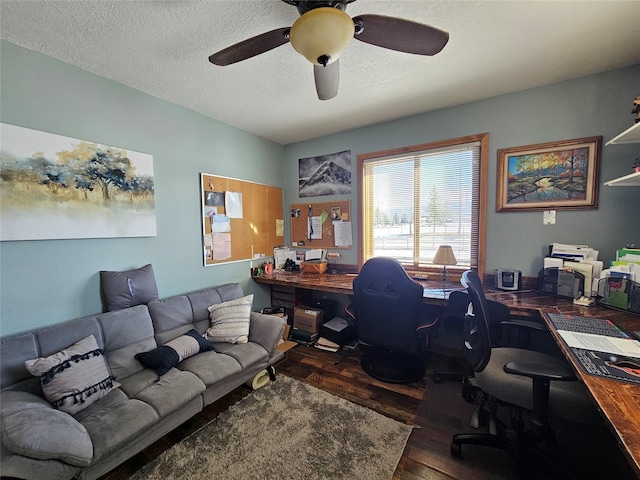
[293,306,324,333]
[301,261,327,274]
[320,316,357,346]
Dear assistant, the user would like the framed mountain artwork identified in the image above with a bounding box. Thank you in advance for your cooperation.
[298,149,351,198]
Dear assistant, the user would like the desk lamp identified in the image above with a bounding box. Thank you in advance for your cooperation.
[433,245,457,283]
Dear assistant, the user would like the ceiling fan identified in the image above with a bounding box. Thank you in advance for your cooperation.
[208,0,449,101]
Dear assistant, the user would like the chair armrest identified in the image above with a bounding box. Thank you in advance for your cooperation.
[504,360,576,382]
[501,319,548,332]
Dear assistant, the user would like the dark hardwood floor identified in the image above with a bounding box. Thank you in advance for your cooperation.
[99,346,637,480]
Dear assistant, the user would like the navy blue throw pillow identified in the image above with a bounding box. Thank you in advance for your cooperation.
[135,329,215,377]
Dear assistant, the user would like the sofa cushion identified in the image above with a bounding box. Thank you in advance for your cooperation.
[24,335,118,414]
[205,294,253,344]
[135,329,216,377]
[100,264,159,311]
[0,391,93,467]
[133,369,205,418]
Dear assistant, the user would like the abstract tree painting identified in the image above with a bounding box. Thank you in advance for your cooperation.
[0,123,156,240]
[496,137,602,211]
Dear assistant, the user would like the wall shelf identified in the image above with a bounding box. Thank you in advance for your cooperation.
[604,171,640,186]
[606,122,640,145]
[604,121,640,186]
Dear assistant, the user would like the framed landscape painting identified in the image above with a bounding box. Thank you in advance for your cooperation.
[0,123,156,241]
[496,136,602,212]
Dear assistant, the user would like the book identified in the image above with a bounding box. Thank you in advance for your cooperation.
[289,328,318,346]
[314,337,340,352]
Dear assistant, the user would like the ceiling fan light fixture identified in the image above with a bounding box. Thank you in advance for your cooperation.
[290,7,354,66]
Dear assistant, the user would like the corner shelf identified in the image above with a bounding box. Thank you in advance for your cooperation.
[604,171,640,186]
[604,121,640,186]
[606,122,640,145]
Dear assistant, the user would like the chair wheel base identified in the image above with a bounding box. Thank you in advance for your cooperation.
[361,348,425,384]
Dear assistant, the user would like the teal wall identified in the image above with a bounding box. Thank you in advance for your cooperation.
[283,65,640,276]
[0,41,284,336]
[2,38,639,337]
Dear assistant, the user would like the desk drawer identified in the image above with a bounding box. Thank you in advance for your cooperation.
[271,286,310,318]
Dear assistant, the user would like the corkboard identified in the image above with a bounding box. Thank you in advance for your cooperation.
[201,173,283,265]
[290,200,351,249]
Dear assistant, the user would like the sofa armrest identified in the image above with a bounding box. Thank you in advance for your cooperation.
[1,391,93,468]
[248,312,285,356]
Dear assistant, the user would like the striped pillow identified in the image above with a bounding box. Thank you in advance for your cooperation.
[24,335,118,414]
[135,329,216,377]
[205,294,253,344]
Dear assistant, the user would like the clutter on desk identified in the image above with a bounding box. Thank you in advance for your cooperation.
[538,267,585,299]
[542,243,602,297]
[595,246,640,314]
[273,246,297,270]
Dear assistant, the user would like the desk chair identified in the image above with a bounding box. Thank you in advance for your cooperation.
[433,291,548,395]
[347,257,438,384]
[433,291,506,395]
[451,270,599,466]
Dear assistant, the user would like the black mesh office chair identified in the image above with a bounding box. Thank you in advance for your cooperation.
[348,257,438,384]
[451,270,599,463]
[433,290,507,394]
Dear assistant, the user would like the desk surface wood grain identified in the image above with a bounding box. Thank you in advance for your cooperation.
[253,271,640,477]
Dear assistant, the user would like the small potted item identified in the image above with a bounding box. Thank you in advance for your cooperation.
[634,158,640,173]
[264,262,274,275]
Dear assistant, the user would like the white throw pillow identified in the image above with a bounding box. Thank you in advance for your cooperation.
[205,294,253,344]
[24,335,119,414]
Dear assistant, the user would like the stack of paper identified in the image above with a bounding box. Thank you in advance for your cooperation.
[549,243,599,261]
[547,244,601,296]
[305,249,326,262]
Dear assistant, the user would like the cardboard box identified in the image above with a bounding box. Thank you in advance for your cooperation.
[277,323,297,353]
[293,306,324,333]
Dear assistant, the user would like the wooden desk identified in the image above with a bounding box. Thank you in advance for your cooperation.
[253,271,640,476]
[539,307,640,478]
[252,271,460,303]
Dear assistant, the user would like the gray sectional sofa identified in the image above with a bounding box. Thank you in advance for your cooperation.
[0,283,285,480]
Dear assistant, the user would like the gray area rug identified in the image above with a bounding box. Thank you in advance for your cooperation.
[130,375,414,480]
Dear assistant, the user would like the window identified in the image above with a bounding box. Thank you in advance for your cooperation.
[358,134,488,277]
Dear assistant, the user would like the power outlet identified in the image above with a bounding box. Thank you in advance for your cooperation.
[543,210,556,225]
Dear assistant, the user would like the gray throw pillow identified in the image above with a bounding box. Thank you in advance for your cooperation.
[100,263,159,311]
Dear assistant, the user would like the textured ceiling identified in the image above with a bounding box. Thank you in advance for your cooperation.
[1,1,639,145]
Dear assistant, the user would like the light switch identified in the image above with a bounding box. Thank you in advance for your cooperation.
[543,210,556,225]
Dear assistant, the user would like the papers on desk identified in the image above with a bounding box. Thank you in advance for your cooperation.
[557,330,640,358]
[305,249,326,262]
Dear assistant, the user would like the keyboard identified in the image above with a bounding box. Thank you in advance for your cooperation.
[546,313,628,338]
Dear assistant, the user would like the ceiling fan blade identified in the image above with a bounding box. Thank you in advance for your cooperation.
[352,14,449,56]
[314,60,339,100]
[209,27,291,66]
